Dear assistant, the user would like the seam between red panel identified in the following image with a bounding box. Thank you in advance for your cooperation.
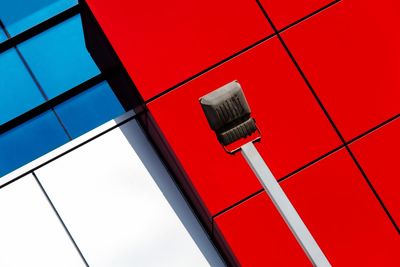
[144,33,275,104]
[255,0,399,233]
[278,0,340,33]
[144,1,341,105]
[212,114,399,222]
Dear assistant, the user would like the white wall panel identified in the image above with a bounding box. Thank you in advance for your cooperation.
[0,174,86,267]
[35,118,224,267]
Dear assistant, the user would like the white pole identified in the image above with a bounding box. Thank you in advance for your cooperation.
[241,142,331,267]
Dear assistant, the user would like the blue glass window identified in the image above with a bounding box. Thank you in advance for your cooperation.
[0,48,45,125]
[0,111,69,177]
[18,15,100,99]
[0,28,7,42]
[0,0,77,36]
[55,82,125,139]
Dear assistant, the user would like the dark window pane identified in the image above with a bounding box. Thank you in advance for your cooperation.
[0,48,45,125]
[0,111,69,177]
[0,0,77,36]
[18,15,100,99]
[55,81,125,139]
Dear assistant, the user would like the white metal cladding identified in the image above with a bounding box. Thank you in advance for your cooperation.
[34,117,224,267]
[0,174,85,267]
[0,112,224,267]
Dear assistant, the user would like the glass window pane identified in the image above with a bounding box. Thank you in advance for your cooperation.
[0,111,69,177]
[54,81,125,139]
[0,28,7,42]
[0,0,77,36]
[18,15,100,99]
[0,48,45,125]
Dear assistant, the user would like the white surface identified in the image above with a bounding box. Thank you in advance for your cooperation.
[35,119,224,267]
[0,174,85,267]
[241,142,330,267]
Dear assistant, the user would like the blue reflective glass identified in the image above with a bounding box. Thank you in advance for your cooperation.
[0,48,45,125]
[55,81,125,139]
[0,28,7,42]
[0,0,77,36]
[0,111,69,177]
[18,15,100,99]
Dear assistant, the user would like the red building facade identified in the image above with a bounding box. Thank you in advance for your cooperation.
[82,0,400,265]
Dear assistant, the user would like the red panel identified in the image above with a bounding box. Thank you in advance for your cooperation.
[85,0,273,100]
[215,149,400,266]
[214,193,311,267]
[259,0,335,30]
[281,0,400,141]
[148,37,340,216]
[350,118,400,226]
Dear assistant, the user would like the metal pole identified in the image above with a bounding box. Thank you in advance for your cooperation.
[241,142,331,267]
